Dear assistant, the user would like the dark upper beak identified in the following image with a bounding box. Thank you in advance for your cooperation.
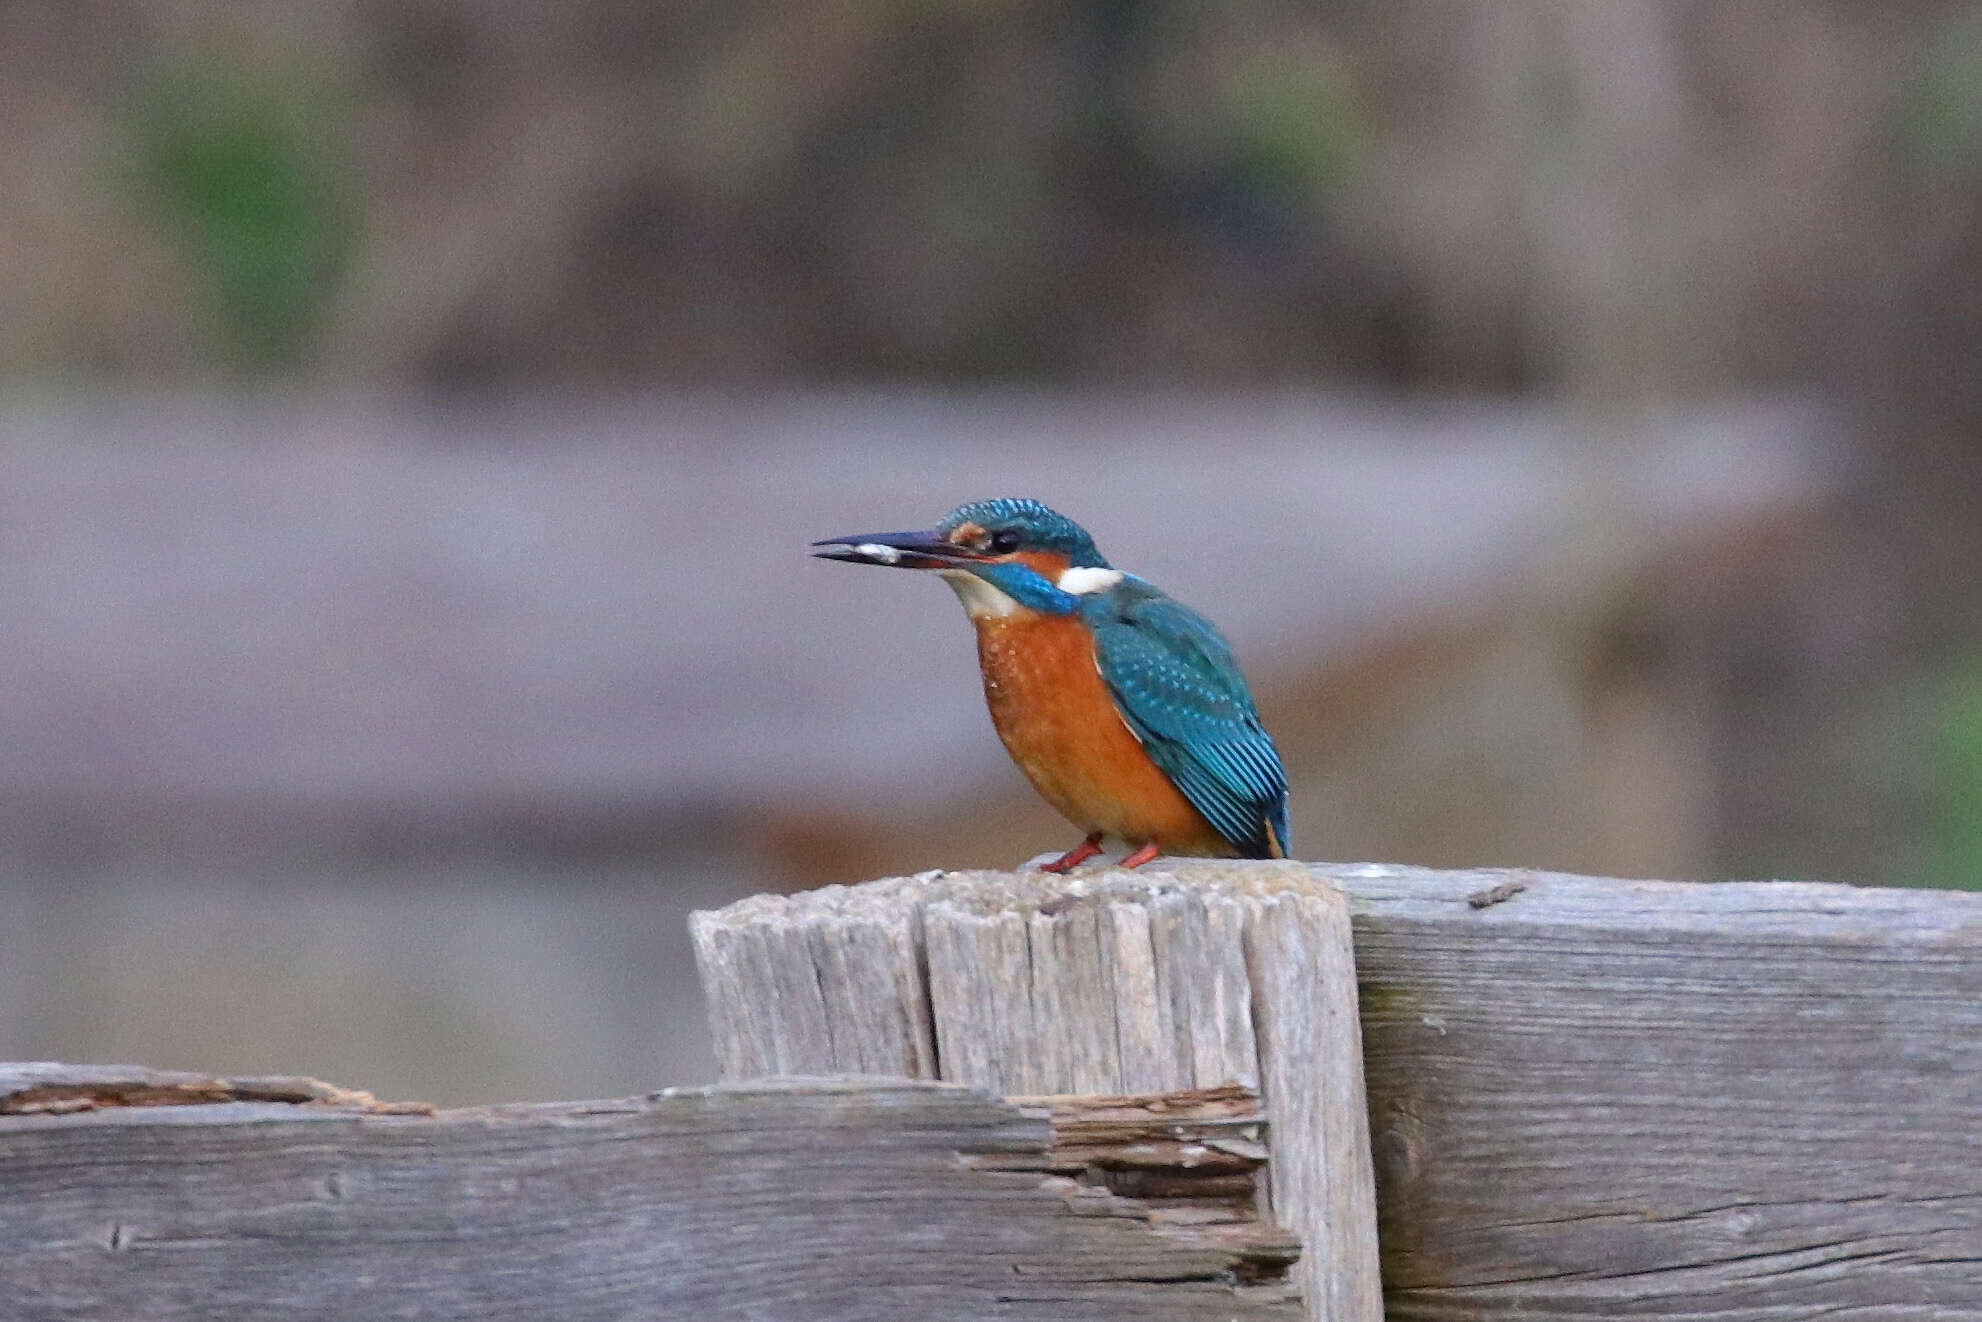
[810,529,988,570]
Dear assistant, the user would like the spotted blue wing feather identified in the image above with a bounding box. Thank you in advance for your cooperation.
[1084,578,1291,858]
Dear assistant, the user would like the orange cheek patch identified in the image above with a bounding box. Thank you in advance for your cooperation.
[1012,549,1072,583]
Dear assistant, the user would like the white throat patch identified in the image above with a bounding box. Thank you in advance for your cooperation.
[1056,566,1125,595]
[939,569,1023,619]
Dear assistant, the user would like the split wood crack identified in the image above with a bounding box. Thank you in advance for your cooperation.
[969,1084,1300,1284]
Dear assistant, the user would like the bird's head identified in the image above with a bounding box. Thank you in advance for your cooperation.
[812,498,1120,618]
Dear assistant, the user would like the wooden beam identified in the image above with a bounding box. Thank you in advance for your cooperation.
[1,1065,1299,1321]
[1330,862,1982,1320]
[692,864,1385,1322]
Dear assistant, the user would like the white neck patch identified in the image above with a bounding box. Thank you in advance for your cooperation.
[939,569,1023,619]
[1056,566,1124,595]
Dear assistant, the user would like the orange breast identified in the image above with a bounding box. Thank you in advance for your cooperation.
[973,613,1235,856]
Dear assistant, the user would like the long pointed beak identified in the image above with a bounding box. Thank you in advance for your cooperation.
[810,529,988,570]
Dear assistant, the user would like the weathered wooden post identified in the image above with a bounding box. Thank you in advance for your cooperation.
[692,861,1385,1322]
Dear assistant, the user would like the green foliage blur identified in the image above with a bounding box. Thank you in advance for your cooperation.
[134,62,351,372]
[1922,659,1982,891]
[1896,9,1982,178]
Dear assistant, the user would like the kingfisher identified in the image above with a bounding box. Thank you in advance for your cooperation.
[812,498,1291,871]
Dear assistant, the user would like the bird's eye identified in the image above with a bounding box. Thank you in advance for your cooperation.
[989,529,1021,554]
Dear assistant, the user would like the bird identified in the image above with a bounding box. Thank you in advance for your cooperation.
[812,498,1290,872]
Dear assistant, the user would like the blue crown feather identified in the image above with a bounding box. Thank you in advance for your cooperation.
[937,498,1111,569]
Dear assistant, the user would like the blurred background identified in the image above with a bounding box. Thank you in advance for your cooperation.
[2,0,1980,1104]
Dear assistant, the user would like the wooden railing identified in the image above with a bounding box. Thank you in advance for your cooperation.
[6,861,1980,1320]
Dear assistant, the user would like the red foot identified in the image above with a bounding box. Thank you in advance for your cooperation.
[1039,833,1104,874]
[1118,841,1162,869]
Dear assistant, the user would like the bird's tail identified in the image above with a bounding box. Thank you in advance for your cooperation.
[1261,797,1292,860]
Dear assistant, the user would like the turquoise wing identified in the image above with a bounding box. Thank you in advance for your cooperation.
[1085,579,1292,858]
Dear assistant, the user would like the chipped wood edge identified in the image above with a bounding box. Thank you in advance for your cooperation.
[979,1084,1301,1282]
[0,1062,434,1117]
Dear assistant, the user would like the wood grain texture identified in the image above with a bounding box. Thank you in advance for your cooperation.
[692,863,1384,1322]
[22,862,1963,1319]
[1248,887,1385,1322]
[699,862,1982,1319]
[1,1070,1299,1321]
[1324,862,1982,1320]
